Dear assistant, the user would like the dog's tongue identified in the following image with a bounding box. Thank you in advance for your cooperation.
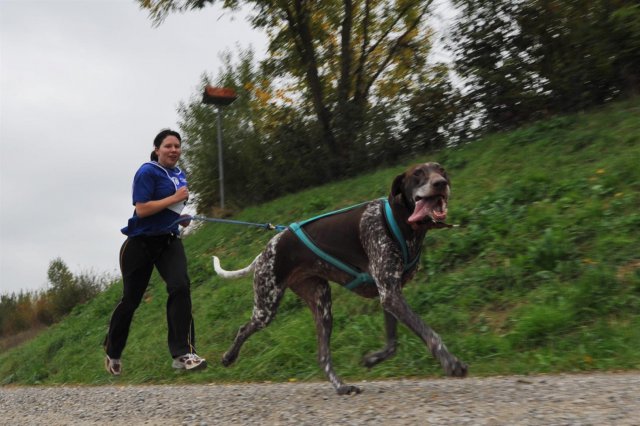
[408,198,448,224]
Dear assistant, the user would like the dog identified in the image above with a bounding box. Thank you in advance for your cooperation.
[212,162,468,394]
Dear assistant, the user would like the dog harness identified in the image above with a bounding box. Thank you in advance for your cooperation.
[289,199,421,290]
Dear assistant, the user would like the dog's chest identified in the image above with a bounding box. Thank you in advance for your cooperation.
[360,203,422,280]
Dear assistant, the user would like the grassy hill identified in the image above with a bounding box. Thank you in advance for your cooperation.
[2,99,639,386]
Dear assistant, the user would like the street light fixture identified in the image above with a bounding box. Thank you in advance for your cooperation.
[202,86,238,210]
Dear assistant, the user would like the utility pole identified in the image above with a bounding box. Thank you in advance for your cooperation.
[202,86,238,210]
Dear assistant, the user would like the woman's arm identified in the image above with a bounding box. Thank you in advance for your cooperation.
[135,186,189,218]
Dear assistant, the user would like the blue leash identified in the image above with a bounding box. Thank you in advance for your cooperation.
[171,215,287,232]
[173,199,376,233]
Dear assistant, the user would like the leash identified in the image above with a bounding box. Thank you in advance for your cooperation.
[171,215,287,232]
[172,199,379,233]
[171,203,460,235]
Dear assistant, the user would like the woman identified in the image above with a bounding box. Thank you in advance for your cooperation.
[104,129,206,375]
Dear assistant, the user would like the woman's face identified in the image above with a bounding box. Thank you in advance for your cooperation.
[155,135,181,168]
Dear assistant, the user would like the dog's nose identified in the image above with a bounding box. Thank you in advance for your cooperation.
[432,177,448,190]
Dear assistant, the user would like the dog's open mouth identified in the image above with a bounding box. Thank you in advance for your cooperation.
[408,195,448,225]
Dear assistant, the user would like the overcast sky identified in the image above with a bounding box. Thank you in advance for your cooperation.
[0,0,268,295]
[1,0,455,296]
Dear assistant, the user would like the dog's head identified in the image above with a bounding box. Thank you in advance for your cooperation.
[391,162,451,229]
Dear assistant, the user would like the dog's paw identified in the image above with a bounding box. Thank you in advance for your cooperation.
[362,353,384,369]
[362,355,379,369]
[445,358,468,377]
[362,347,397,369]
[336,384,362,395]
[221,352,236,367]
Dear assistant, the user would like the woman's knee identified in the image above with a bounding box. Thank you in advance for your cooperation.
[117,296,142,314]
[167,281,191,297]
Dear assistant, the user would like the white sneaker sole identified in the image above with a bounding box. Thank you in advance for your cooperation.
[172,358,207,371]
[105,356,121,376]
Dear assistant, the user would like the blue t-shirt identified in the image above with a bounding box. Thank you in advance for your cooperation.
[121,161,188,237]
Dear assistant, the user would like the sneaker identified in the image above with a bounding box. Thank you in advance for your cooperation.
[172,353,207,371]
[105,355,121,376]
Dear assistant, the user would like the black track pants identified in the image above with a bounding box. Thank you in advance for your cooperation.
[104,235,196,359]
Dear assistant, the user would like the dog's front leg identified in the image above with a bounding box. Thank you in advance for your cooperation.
[376,278,467,377]
[383,291,467,377]
[362,309,398,368]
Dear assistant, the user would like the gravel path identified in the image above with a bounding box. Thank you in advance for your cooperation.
[1,372,638,425]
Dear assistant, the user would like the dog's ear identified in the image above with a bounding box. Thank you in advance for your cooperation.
[391,173,405,204]
[391,172,405,198]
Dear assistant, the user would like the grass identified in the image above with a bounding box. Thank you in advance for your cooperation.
[1,98,639,386]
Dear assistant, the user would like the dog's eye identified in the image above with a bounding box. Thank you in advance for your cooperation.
[413,169,423,177]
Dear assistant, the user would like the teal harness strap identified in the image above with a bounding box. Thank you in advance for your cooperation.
[383,200,409,264]
[296,199,376,227]
[289,223,374,289]
[289,199,421,291]
[383,199,422,274]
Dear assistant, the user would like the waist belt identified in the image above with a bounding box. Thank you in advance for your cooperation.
[289,198,420,290]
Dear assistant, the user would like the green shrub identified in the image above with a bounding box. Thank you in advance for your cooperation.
[508,302,576,348]
[569,266,624,320]
[525,227,577,273]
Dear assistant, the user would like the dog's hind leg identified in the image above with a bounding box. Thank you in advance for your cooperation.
[222,251,286,367]
[292,279,361,395]
[362,309,398,368]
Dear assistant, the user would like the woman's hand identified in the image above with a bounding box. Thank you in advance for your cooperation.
[173,186,189,202]
[135,187,189,218]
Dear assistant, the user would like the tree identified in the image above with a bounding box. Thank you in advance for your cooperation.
[0,294,18,336]
[404,63,465,152]
[519,0,640,108]
[139,0,438,174]
[449,0,640,133]
[46,258,104,319]
[448,0,547,131]
[0,260,113,338]
[178,48,333,211]
[0,292,36,336]
[47,257,74,292]
[47,257,78,318]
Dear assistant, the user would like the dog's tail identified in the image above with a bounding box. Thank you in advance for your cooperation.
[212,255,260,279]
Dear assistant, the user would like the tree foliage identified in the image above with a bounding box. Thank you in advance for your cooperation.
[140,0,466,209]
[140,0,444,174]
[177,49,333,212]
[449,0,640,132]
[0,258,112,338]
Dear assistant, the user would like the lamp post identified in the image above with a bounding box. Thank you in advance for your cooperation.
[202,86,238,210]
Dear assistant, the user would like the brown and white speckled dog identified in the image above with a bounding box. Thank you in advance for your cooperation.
[212,162,468,394]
